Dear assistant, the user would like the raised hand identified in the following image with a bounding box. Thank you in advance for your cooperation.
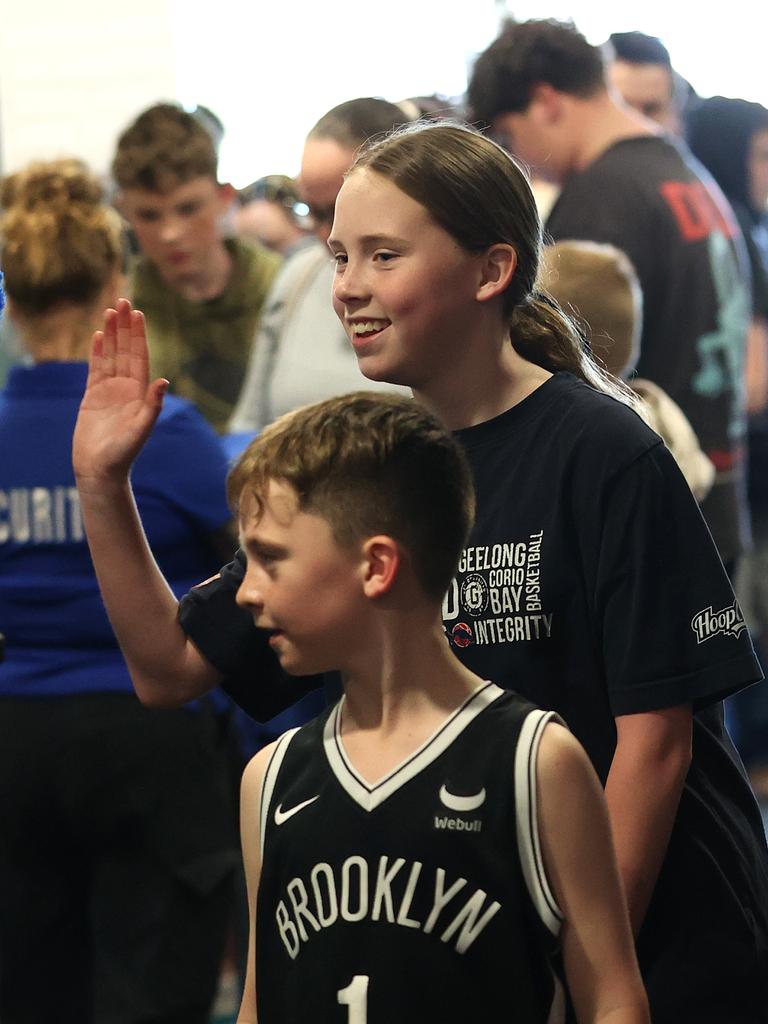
[73,298,168,486]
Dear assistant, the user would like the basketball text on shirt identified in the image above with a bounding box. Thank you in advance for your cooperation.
[444,531,551,648]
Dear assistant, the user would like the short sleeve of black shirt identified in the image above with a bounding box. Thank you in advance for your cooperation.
[178,549,323,720]
[587,439,761,716]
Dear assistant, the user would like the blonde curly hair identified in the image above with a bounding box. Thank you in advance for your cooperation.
[0,158,123,315]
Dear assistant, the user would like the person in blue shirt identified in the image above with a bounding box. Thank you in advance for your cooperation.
[0,159,239,1024]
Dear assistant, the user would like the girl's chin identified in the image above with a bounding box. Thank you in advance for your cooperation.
[355,356,414,389]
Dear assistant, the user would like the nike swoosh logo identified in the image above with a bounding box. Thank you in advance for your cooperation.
[274,796,319,826]
[439,785,486,812]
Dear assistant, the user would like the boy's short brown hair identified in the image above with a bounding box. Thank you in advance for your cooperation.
[228,392,475,601]
[112,102,218,193]
[538,240,643,377]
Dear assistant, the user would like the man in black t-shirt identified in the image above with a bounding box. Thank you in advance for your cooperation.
[467,17,751,570]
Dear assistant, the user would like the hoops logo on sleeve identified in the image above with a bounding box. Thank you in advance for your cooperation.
[691,599,747,643]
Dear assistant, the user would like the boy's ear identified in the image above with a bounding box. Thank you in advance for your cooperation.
[529,82,566,124]
[361,535,400,599]
[476,243,517,303]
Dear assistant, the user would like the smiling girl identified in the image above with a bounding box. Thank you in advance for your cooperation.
[325,125,768,1020]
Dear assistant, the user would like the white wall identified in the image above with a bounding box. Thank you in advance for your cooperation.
[506,1,768,109]
[173,0,501,187]
[1,1,767,186]
[0,0,501,185]
[0,0,178,179]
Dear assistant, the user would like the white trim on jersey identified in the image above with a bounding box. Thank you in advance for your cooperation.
[323,680,506,812]
[514,709,565,937]
[547,974,567,1024]
[259,726,302,860]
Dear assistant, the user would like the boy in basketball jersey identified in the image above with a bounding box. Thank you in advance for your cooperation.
[232,392,648,1024]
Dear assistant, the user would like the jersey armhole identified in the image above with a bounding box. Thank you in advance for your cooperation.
[258,726,301,860]
[514,709,566,937]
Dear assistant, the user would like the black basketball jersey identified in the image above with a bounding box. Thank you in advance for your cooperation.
[255,682,566,1023]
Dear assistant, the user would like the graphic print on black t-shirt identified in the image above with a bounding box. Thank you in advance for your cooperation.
[443,530,553,650]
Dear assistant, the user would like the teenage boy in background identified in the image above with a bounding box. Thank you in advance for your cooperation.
[112,102,280,431]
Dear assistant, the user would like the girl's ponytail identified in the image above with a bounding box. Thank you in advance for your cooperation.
[511,293,639,407]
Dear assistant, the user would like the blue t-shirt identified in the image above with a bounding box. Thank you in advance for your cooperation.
[0,361,232,696]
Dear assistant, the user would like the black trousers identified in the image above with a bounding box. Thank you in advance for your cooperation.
[0,693,240,1024]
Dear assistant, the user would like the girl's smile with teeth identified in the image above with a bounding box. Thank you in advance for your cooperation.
[349,319,390,336]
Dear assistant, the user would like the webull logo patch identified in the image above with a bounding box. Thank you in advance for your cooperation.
[691,600,746,644]
[434,815,482,833]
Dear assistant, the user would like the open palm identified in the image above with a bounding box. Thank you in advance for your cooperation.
[73,298,168,483]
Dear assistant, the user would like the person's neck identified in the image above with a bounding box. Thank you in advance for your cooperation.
[414,326,552,431]
[338,613,484,783]
[569,93,659,173]
[165,240,233,302]
[18,306,93,363]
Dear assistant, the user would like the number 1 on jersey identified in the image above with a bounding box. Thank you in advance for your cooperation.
[337,975,369,1023]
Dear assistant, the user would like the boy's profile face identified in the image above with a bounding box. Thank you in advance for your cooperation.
[119,176,232,288]
[236,480,365,676]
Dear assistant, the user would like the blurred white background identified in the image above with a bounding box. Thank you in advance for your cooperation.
[1,0,766,185]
